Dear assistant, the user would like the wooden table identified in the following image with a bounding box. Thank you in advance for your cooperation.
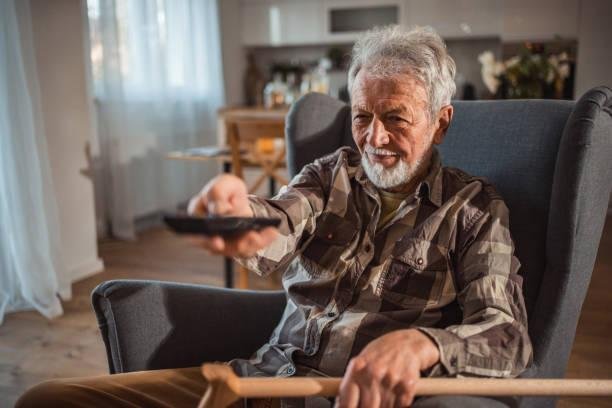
[166,107,288,289]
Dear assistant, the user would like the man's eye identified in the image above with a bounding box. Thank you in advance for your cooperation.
[353,115,369,122]
[389,116,405,122]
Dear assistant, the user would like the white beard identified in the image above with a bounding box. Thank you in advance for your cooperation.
[361,148,421,190]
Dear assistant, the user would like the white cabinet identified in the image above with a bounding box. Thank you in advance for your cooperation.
[241,0,324,46]
[403,0,578,41]
[240,0,404,46]
[404,0,503,39]
[240,0,580,46]
[323,0,405,43]
[280,1,324,45]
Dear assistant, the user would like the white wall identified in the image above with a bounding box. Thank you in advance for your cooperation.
[218,0,246,106]
[575,0,612,97]
[29,0,104,284]
[574,0,612,214]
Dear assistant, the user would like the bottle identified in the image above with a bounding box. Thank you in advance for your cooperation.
[244,53,264,106]
[284,72,301,105]
[300,73,312,96]
[311,57,331,94]
[263,73,287,109]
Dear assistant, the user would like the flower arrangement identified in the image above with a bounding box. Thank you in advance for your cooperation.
[478,46,571,99]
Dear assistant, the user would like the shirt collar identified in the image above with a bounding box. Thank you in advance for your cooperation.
[419,148,443,208]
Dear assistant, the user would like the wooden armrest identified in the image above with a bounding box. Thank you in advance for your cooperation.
[198,364,612,408]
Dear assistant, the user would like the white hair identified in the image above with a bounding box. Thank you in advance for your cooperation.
[348,25,456,120]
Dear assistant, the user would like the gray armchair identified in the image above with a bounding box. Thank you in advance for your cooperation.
[93,87,612,408]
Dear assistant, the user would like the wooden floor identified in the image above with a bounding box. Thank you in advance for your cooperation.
[1,218,611,407]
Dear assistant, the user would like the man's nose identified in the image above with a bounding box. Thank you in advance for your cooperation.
[366,118,389,147]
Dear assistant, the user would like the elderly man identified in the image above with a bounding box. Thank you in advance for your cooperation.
[17,26,531,408]
[190,25,532,407]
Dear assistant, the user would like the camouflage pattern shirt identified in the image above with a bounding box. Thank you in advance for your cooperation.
[231,147,532,380]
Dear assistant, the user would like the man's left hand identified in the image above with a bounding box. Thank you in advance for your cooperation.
[336,329,440,408]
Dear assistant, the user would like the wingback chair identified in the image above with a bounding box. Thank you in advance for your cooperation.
[92,87,612,408]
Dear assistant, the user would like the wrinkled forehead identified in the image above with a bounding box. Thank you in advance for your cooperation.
[351,70,429,113]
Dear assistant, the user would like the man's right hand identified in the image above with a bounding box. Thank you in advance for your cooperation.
[187,174,278,258]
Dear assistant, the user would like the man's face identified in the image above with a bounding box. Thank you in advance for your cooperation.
[351,70,451,191]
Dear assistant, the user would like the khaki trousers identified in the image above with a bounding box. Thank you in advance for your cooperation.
[15,366,279,408]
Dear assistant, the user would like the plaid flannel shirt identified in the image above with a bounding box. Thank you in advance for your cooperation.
[230,147,532,379]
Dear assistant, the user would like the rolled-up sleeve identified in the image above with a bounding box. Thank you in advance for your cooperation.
[418,199,533,378]
[236,163,328,276]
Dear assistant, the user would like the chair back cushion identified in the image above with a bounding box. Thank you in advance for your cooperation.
[439,100,573,316]
[286,93,354,177]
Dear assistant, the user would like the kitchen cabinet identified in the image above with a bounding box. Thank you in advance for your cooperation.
[404,0,578,41]
[240,0,579,46]
[404,0,503,39]
[241,0,324,46]
[501,0,579,41]
[322,0,405,43]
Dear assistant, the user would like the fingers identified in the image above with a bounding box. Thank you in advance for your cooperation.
[194,228,279,258]
[256,226,280,246]
[337,357,374,408]
[207,196,232,216]
[380,373,398,408]
[338,357,421,408]
[205,174,251,217]
[358,384,381,408]
[225,228,278,257]
[355,363,382,408]
[381,393,396,408]
[188,174,252,218]
[187,193,207,217]
[336,366,360,408]
[395,378,418,407]
[336,383,359,408]
[231,231,264,257]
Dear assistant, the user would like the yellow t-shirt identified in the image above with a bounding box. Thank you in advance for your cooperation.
[377,189,411,230]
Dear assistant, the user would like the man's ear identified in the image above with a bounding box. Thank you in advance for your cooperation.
[433,105,453,145]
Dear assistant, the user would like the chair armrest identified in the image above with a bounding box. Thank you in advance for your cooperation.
[92,279,286,374]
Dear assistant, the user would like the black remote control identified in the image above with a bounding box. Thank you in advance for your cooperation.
[163,214,280,238]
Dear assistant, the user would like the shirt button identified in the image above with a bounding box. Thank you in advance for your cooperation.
[327,312,336,318]
[417,257,424,266]
[327,233,333,240]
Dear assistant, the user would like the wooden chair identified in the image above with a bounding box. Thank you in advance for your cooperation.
[225,117,288,195]
[224,117,288,288]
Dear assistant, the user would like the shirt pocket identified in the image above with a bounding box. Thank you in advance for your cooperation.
[378,238,449,308]
[301,213,357,278]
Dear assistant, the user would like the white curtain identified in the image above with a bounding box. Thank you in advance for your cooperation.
[87,0,225,239]
[0,0,66,323]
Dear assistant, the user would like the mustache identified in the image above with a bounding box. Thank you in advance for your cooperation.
[364,145,400,156]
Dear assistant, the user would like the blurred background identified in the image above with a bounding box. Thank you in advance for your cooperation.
[1,1,610,406]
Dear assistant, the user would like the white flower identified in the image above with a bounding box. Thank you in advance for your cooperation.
[547,53,571,82]
[478,51,495,66]
[479,51,503,94]
[548,54,559,68]
[546,55,559,84]
[558,63,570,80]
